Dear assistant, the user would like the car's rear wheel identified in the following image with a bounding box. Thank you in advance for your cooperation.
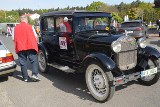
[85,62,115,102]
[138,58,160,86]
[38,50,49,73]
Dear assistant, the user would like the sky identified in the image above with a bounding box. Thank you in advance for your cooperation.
[0,0,154,10]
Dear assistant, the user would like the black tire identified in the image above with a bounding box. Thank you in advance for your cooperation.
[0,76,8,82]
[38,49,49,73]
[85,61,115,102]
[8,72,14,76]
[138,58,160,86]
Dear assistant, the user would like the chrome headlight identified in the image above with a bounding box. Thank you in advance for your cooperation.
[111,41,121,53]
[137,37,147,48]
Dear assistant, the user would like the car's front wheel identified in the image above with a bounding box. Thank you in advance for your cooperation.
[138,58,160,86]
[85,62,115,102]
[38,50,49,73]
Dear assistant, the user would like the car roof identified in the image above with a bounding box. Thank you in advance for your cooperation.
[40,10,111,18]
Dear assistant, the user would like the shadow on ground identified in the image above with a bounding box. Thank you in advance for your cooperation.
[149,40,160,47]
[13,58,142,102]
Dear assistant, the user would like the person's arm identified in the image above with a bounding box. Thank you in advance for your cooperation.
[12,28,14,40]
[32,26,38,41]
[32,26,38,37]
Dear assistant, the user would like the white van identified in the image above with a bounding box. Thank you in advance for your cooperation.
[0,23,19,35]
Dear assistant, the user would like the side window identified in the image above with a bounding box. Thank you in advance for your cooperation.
[41,17,54,32]
[56,16,72,33]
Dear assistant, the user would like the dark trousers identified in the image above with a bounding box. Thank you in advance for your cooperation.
[18,49,38,80]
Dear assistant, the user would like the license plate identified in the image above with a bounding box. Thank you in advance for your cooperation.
[141,67,157,77]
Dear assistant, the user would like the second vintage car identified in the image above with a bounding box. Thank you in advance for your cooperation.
[38,10,160,102]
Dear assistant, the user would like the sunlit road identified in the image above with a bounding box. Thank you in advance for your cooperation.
[0,34,160,107]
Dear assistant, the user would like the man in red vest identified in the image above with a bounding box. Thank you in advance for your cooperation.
[13,16,40,82]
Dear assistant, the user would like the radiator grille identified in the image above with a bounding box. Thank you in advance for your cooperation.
[114,36,137,70]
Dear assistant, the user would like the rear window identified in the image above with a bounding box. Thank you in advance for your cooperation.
[121,22,141,27]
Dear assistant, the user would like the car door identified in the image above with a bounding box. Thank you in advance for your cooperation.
[55,16,76,60]
[40,17,59,55]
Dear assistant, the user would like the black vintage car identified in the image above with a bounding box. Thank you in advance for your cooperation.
[38,10,160,102]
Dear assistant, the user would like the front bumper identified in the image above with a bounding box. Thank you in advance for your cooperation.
[114,66,160,86]
[0,62,16,76]
[114,72,140,86]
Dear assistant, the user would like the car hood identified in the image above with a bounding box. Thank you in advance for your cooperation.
[80,32,123,45]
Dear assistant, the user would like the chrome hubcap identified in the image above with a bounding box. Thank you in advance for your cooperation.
[91,69,107,95]
[38,51,46,71]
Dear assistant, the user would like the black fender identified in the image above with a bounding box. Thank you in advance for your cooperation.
[142,46,160,59]
[81,53,116,72]
[38,42,49,61]
[137,46,160,69]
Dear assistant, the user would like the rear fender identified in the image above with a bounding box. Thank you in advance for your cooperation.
[38,42,49,60]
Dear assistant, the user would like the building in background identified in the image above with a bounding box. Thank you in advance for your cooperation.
[22,13,40,20]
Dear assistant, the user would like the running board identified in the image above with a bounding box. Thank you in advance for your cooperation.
[48,63,75,73]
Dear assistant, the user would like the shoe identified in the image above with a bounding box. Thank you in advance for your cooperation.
[24,79,28,82]
[31,75,41,81]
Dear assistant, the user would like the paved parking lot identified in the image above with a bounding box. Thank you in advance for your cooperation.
[0,33,160,107]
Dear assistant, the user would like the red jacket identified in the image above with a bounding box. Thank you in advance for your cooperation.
[14,22,38,54]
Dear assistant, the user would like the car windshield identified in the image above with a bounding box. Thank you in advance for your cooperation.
[121,22,141,28]
[74,17,109,32]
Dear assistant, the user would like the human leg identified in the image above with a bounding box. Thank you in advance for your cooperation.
[27,50,40,81]
[18,51,28,81]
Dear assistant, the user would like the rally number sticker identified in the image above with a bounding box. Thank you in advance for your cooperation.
[59,37,67,50]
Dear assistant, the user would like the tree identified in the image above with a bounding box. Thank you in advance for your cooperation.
[128,8,137,20]
[137,2,154,23]
[112,12,123,22]
[117,2,130,20]
[99,5,118,13]
[27,16,34,25]
[86,1,107,11]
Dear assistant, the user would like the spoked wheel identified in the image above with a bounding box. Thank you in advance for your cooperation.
[38,50,49,73]
[138,58,160,86]
[85,62,115,102]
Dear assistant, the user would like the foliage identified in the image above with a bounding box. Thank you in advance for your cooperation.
[0,10,19,23]
[112,12,123,22]
[27,16,34,25]
[0,1,159,24]
[128,8,137,20]
[86,1,107,11]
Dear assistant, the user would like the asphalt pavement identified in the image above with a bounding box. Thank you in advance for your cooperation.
[0,34,160,107]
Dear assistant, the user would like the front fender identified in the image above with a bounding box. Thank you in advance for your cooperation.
[81,53,116,72]
[142,46,160,59]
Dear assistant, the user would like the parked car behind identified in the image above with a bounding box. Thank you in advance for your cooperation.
[118,20,149,39]
[0,40,16,78]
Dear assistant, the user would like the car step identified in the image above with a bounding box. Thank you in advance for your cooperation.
[48,63,75,73]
